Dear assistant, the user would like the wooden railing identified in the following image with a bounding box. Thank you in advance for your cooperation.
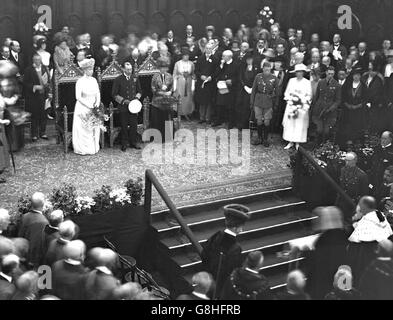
[294,146,356,211]
[144,169,203,256]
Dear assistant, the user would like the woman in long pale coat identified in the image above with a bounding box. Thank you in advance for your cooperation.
[72,59,101,155]
[283,64,312,149]
[173,48,195,120]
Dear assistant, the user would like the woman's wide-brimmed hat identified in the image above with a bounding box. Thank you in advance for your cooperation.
[264,48,276,59]
[79,58,95,70]
[291,63,309,73]
[156,57,170,68]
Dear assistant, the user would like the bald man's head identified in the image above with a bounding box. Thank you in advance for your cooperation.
[192,272,214,295]
[31,192,45,211]
[345,152,358,167]
[0,209,10,232]
[58,220,77,240]
[63,240,86,262]
[48,210,64,227]
[287,270,307,294]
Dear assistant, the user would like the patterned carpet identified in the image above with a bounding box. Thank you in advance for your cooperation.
[0,122,292,214]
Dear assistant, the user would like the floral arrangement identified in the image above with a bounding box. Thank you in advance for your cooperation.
[80,103,109,132]
[16,179,144,218]
[75,196,96,215]
[33,22,49,36]
[285,93,310,119]
[289,141,346,177]
[259,6,275,25]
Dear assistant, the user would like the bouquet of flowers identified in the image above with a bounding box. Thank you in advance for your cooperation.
[109,188,132,207]
[285,93,310,119]
[259,6,275,25]
[75,196,96,215]
[80,103,109,132]
[33,22,49,37]
[92,185,113,212]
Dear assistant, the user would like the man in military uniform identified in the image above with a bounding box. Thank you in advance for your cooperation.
[312,66,341,145]
[112,61,142,152]
[201,204,250,298]
[336,152,369,220]
[250,62,278,147]
[370,132,393,200]
[220,251,273,300]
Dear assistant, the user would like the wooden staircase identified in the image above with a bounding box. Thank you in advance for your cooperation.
[151,186,319,295]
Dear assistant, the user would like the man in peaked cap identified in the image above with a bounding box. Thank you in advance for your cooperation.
[201,204,250,298]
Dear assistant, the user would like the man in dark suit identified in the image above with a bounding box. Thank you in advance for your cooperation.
[363,62,386,133]
[270,25,288,52]
[0,254,19,300]
[44,220,77,267]
[112,61,142,152]
[96,35,113,71]
[370,132,393,200]
[165,30,179,55]
[253,39,267,70]
[220,251,274,300]
[17,192,48,267]
[212,50,240,128]
[51,240,87,300]
[185,36,201,64]
[332,34,347,69]
[177,272,214,300]
[0,46,11,61]
[194,43,219,124]
[41,210,64,260]
[233,42,250,65]
[358,42,369,72]
[23,54,51,142]
[84,248,121,300]
[9,41,24,75]
[201,204,250,297]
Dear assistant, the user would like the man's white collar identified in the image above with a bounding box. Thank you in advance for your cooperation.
[0,272,12,283]
[192,292,210,300]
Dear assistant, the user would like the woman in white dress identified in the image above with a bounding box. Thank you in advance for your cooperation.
[72,58,101,155]
[282,64,313,150]
[173,48,195,120]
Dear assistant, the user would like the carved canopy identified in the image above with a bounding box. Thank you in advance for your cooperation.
[98,60,123,82]
[135,52,160,76]
[55,63,84,84]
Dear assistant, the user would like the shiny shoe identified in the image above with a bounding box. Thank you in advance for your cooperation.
[284,142,294,150]
[32,137,38,143]
[40,135,49,140]
[121,146,127,152]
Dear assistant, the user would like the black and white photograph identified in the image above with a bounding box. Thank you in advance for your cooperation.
[0,0,393,308]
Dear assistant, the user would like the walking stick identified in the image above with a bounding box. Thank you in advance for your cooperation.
[5,127,16,174]
[213,252,224,300]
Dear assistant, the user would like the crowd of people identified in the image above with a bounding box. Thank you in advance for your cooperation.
[1,15,393,300]
[0,193,392,300]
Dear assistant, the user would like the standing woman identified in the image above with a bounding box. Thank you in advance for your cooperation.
[53,39,73,74]
[282,64,313,150]
[72,59,101,155]
[340,68,367,145]
[237,51,258,130]
[35,39,52,73]
[173,48,195,121]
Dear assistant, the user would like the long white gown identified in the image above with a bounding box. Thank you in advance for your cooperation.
[282,77,313,143]
[72,75,101,155]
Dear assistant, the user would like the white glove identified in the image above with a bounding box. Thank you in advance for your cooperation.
[191,80,195,92]
[244,86,252,94]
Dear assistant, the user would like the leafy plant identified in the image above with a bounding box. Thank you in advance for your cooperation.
[49,183,78,216]
[124,177,144,206]
[92,185,113,212]
[17,195,32,215]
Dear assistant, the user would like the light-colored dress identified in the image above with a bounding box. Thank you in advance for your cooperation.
[173,60,195,116]
[72,76,101,155]
[283,77,312,143]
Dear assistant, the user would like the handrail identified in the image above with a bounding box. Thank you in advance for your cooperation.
[144,169,203,256]
[295,146,356,210]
